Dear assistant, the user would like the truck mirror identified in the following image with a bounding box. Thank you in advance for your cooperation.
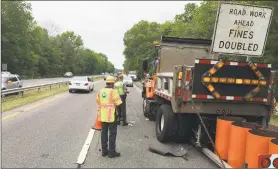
[142,60,148,72]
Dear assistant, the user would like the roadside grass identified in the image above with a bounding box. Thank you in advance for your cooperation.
[92,77,103,81]
[2,84,68,112]
[1,77,103,113]
[270,115,278,126]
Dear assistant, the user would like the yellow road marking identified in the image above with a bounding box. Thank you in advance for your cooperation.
[1,93,67,121]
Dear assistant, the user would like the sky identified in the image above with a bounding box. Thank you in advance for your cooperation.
[30,1,201,69]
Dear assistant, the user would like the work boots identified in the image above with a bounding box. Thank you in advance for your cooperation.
[102,149,108,157]
[108,151,121,158]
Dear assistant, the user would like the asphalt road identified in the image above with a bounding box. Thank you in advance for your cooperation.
[2,80,217,168]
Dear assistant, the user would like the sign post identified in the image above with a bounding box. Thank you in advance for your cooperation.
[211,3,273,58]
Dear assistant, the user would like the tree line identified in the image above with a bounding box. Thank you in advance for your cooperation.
[123,1,278,74]
[1,1,115,79]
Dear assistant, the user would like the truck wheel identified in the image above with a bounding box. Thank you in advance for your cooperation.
[174,114,194,143]
[148,106,156,121]
[156,104,176,142]
[143,99,150,118]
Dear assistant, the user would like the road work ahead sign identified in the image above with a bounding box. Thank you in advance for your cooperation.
[211,3,273,57]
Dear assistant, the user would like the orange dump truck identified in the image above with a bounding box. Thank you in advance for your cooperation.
[141,3,276,168]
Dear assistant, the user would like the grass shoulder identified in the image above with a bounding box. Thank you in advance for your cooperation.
[2,77,102,112]
[270,115,278,127]
[2,84,68,112]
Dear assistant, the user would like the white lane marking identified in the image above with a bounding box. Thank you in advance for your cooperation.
[76,128,95,165]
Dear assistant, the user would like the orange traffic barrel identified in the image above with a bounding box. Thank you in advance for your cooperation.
[269,138,278,154]
[227,121,262,168]
[245,129,278,168]
[92,114,102,131]
[215,116,246,160]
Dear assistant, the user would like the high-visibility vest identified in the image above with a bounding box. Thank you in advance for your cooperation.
[96,88,122,122]
[114,81,125,95]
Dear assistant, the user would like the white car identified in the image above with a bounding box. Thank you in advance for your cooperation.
[64,72,73,77]
[123,75,133,87]
[68,76,94,93]
[129,74,138,81]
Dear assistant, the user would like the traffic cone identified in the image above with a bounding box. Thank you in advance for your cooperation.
[92,114,102,131]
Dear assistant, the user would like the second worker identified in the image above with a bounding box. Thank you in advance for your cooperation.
[114,74,129,126]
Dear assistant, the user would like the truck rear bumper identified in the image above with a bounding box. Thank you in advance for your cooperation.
[173,101,269,117]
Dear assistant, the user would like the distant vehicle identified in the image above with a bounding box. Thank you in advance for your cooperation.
[123,75,133,87]
[128,71,138,81]
[2,71,11,75]
[2,74,23,90]
[68,76,94,93]
[64,72,73,77]
[104,74,110,81]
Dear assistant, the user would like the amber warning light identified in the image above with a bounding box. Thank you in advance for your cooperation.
[201,60,268,101]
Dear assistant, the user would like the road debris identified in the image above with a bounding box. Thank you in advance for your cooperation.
[148,143,188,160]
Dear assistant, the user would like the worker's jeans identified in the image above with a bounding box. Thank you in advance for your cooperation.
[119,95,127,122]
[101,120,117,153]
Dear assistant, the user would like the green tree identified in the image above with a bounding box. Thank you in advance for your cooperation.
[123,1,278,74]
[1,1,115,78]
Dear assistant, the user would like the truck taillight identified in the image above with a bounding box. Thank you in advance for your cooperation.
[84,83,88,86]
[178,80,181,87]
[178,72,183,80]
[177,71,182,96]
[177,88,181,96]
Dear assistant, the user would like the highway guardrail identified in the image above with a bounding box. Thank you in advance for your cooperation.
[1,75,105,96]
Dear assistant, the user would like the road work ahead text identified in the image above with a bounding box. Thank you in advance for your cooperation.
[212,3,272,57]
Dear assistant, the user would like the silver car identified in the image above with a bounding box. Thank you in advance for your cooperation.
[2,74,23,90]
[64,72,73,77]
[123,75,133,87]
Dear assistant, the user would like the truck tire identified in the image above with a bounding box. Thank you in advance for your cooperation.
[174,114,194,143]
[148,107,156,121]
[143,99,150,118]
[156,104,176,142]
[143,99,156,121]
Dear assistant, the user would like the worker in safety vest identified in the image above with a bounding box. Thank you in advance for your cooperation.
[96,75,122,158]
[114,74,129,126]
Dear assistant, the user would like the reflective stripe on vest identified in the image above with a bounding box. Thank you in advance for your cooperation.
[99,88,116,122]
[114,81,124,95]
